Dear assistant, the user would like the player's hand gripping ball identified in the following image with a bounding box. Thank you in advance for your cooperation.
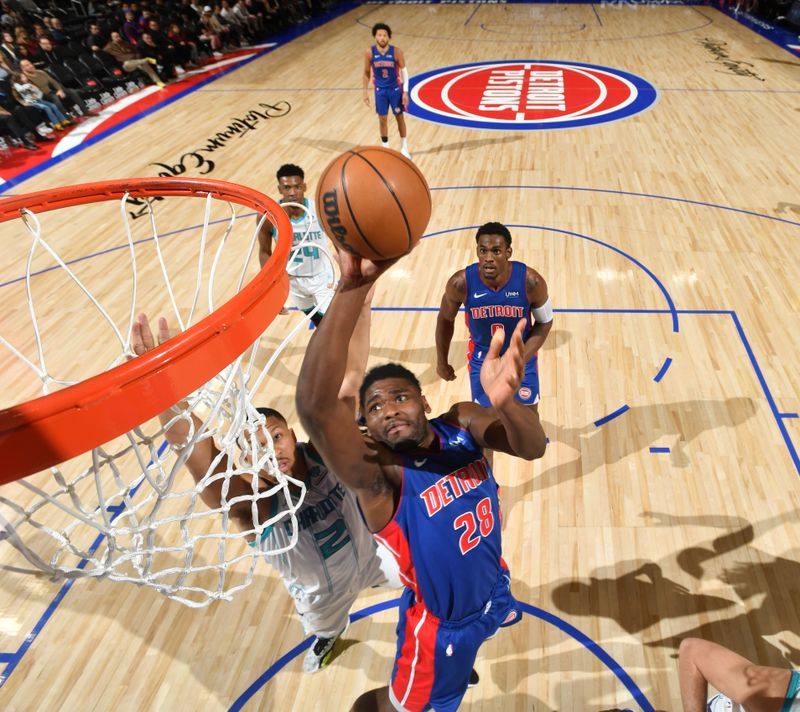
[315,146,432,260]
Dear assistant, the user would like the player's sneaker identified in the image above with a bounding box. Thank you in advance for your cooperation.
[400,147,412,160]
[303,633,340,673]
[302,622,349,673]
[707,693,744,712]
[468,668,479,688]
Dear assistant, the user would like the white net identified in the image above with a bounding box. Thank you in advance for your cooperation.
[0,185,334,607]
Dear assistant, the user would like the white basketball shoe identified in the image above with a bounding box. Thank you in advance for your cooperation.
[302,621,349,673]
[707,693,745,712]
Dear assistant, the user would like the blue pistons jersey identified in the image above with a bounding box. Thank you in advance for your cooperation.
[464,261,532,356]
[374,417,508,621]
[371,45,400,89]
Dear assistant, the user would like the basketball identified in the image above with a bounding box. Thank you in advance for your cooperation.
[315,146,432,260]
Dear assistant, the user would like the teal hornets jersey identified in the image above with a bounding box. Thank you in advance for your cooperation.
[259,443,378,599]
[276,198,333,280]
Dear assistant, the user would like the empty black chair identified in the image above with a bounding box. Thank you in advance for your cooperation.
[68,40,87,58]
[46,64,103,102]
[79,53,128,93]
[53,44,79,63]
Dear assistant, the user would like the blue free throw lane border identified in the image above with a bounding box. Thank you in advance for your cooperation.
[730,311,800,475]
[649,447,671,454]
[229,598,654,712]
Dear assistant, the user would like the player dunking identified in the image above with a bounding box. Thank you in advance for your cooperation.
[362,23,411,159]
[435,222,553,411]
[295,248,547,711]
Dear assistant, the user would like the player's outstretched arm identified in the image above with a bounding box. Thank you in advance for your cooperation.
[449,320,546,460]
[435,270,466,381]
[131,313,265,524]
[523,267,553,360]
[296,251,401,527]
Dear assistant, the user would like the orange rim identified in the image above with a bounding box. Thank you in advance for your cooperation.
[0,178,291,484]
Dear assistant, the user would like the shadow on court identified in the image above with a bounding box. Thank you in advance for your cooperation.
[645,545,800,668]
[549,560,734,636]
[412,135,523,157]
[508,397,757,499]
[542,511,800,668]
[293,136,360,155]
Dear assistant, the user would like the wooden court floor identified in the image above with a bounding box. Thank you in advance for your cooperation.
[1,3,799,710]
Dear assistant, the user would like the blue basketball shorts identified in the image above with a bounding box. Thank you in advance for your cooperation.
[388,570,521,712]
[468,348,539,407]
[375,85,403,116]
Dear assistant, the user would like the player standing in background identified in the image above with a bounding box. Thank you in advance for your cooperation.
[257,162,374,416]
[435,221,553,412]
[259,163,335,326]
[295,247,547,711]
[362,22,411,159]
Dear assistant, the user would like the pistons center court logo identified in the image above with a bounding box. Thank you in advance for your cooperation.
[409,60,658,131]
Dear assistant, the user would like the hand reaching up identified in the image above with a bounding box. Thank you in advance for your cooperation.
[479,318,526,409]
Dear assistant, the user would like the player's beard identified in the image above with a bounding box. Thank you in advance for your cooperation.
[382,419,427,452]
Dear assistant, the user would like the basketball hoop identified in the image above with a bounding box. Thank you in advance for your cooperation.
[0,178,316,606]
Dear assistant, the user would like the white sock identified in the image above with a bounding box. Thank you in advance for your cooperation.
[401,137,408,149]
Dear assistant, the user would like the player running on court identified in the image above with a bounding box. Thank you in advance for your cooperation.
[295,248,547,711]
[362,22,411,159]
